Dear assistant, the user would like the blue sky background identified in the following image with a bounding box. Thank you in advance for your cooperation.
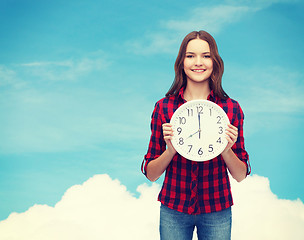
[0,0,303,221]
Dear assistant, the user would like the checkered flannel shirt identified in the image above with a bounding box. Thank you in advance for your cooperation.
[142,88,250,214]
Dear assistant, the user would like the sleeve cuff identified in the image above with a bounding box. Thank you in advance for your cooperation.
[245,159,251,175]
[141,159,148,176]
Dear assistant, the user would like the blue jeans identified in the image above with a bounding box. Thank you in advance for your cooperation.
[160,204,231,240]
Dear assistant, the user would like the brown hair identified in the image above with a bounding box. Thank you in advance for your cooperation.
[166,30,228,99]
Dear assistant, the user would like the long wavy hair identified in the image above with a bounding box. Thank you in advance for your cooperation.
[166,30,228,99]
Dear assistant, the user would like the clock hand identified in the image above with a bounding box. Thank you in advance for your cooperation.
[186,129,202,139]
[198,113,201,139]
[186,130,200,139]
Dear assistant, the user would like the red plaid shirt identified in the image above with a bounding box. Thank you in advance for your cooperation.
[142,88,250,214]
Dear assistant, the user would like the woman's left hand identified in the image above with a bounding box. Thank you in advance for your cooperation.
[222,124,238,154]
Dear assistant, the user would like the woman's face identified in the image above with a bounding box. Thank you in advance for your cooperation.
[183,39,213,84]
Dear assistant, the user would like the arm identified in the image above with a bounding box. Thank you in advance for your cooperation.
[146,123,176,182]
[222,124,247,182]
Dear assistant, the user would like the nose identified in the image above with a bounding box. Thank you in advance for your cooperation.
[195,57,203,66]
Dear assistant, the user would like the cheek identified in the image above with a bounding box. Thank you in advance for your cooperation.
[183,59,190,70]
[206,59,213,69]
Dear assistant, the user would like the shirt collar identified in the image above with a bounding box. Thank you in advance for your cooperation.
[208,89,217,102]
[178,87,186,103]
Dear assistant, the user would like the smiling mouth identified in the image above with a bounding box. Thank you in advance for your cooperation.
[192,69,206,72]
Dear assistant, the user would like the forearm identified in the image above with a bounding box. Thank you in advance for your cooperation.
[222,148,247,182]
[146,149,175,182]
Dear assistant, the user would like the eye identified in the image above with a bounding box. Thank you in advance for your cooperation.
[186,55,194,58]
[203,55,211,58]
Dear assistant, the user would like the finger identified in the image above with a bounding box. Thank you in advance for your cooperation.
[164,134,174,144]
[163,127,173,133]
[164,136,173,141]
[225,131,237,143]
[162,123,172,128]
[162,124,173,130]
[225,135,234,144]
[163,131,172,136]
[227,124,238,132]
[226,124,238,135]
[163,123,174,135]
[228,123,237,129]
[163,125,173,131]
[225,129,237,138]
[226,132,237,139]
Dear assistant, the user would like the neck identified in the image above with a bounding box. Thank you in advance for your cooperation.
[184,80,211,101]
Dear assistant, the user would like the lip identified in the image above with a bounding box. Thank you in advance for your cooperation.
[191,69,206,73]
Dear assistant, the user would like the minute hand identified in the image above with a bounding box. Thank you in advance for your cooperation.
[198,113,201,139]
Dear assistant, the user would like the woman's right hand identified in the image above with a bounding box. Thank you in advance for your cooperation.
[162,123,177,155]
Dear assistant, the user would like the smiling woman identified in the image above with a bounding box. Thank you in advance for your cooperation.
[166,31,228,100]
[0,0,303,236]
[142,30,250,240]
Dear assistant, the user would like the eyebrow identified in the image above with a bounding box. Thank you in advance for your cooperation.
[186,51,210,54]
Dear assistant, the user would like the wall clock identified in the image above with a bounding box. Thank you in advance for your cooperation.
[170,100,230,161]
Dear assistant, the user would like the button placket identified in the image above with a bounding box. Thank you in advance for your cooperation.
[189,162,199,213]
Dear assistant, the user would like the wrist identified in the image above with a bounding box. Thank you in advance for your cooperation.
[221,148,232,159]
[166,147,176,158]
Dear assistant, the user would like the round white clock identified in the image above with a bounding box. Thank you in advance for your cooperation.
[170,100,230,161]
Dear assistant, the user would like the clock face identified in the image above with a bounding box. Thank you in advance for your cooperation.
[170,100,230,161]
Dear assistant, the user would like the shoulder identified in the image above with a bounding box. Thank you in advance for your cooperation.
[217,96,245,122]
[153,95,181,122]
[228,97,244,116]
[218,96,243,110]
[154,95,180,109]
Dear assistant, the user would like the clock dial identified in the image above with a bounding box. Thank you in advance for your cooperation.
[170,100,230,161]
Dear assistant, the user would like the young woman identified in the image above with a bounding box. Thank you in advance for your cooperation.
[141,30,250,240]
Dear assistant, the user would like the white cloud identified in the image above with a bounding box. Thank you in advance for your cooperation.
[19,58,109,82]
[0,174,303,240]
[0,86,151,153]
[0,53,152,153]
[224,65,304,136]
[0,65,26,89]
[223,0,300,9]
[0,65,16,85]
[19,61,73,67]
[126,32,180,55]
[127,5,251,55]
[164,5,251,34]
[128,0,301,56]
[0,174,160,240]
[230,66,304,114]
[127,4,255,55]
[231,175,304,240]
[17,51,111,82]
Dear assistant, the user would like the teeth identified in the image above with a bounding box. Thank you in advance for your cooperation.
[192,69,205,72]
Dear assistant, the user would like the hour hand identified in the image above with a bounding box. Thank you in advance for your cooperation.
[186,129,201,139]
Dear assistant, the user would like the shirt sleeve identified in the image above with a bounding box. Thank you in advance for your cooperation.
[141,101,166,177]
[232,102,251,175]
